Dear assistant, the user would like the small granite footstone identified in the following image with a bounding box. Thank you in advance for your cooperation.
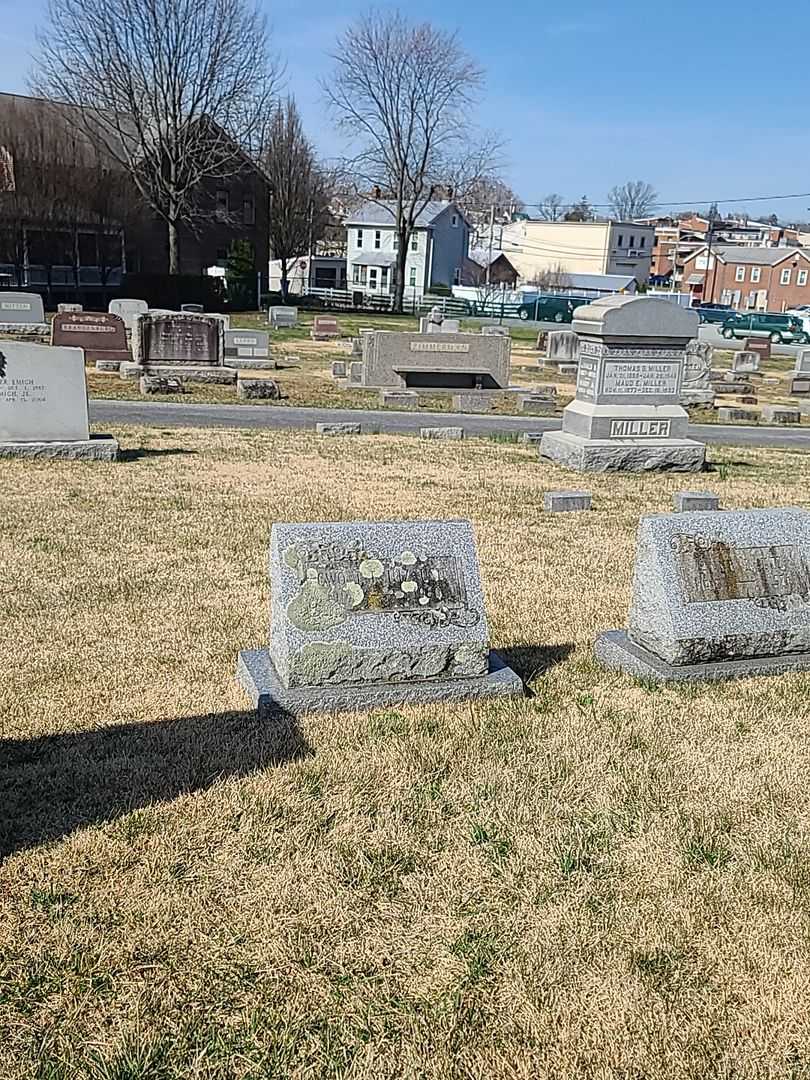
[761,405,801,425]
[235,519,523,717]
[316,422,362,436]
[673,491,720,512]
[381,390,418,407]
[717,407,750,422]
[332,360,347,378]
[0,434,119,461]
[421,427,464,440]
[140,376,184,395]
[544,490,592,512]
[237,378,280,400]
[595,507,810,682]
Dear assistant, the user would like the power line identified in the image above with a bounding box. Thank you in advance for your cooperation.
[520,191,810,211]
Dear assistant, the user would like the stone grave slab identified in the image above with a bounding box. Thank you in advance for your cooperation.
[540,295,705,472]
[51,311,129,369]
[236,519,523,716]
[269,306,297,328]
[421,427,464,440]
[595,508,810,682]
[362,332,511,391]
[795,349,810,376]
[544,491,591,512]
[57,303,82,313]
[791,377,810,396]
[732,350,760,375]
[109,298,148,332]
[681,339,714,408]
[181,303,204,313]
[311,315,340,340]
[743,338,771,363]
[130,311,233,384]
[761,405,801,425]
[0,291,47,335]
[673,491,720,512]
[0,341,118,459]
[546,330,579,365]
[237,377,280,400]
[224,329,272,368]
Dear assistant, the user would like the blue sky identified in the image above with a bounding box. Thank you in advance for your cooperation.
[3,0,810,221]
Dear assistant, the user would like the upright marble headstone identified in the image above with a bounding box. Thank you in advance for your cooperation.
[125,311,233,384]
[540,296,705,472]
[0,341,118,459]
[546,330,579,365]
[0,291,47,335]
[109,298,148,332]
[51,311,129,370]
[57,303,83,314]
[680,339,715,408]
[224,329,272,368]
[595,508,810,681]
[733,350,760,375]
[268,306,297,328]
[791,349,810,396]
[236,519,522,717]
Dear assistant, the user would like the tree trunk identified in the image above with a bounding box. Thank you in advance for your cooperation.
[168,218,179,274]
[394,229,408,314]
[280,255,289,303]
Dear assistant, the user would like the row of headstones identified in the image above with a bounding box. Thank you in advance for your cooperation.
[236,506,810,721]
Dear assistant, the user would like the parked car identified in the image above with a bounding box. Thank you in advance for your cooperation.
[721,312,808,344]
[695,302,733,324]
[516,293,592,322]
[786,308,810,337]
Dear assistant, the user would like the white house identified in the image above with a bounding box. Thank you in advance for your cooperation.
[344,200,470,301]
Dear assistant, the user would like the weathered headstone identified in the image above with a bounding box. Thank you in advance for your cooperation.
[0,291,47,336]
[539,296,705,472]
[224,329,272,368]
[673,491,720,512]
[51,312,129,370]
[546,330,579,365]
[421,426,464,440]
[743,337,771,363]
[544,490,591,512]
[427,318,460,334]
[717,407,750,422]
[596,508,810,682]
[311,315,340,340]
[0,341,118,459]
[331,360,347,378]
[57,303,82,314]
[452,391,496,413]
[237,377,280,400]
[236,519,522,716]
[360,332,511,390]
[381,390,418,407]
[680,339,715,408]
[761,405,801,425]
[126,311,233,384]
[268,306,297,328]
[316,422,362,436]
[140,375,185,395]
[180,303,204,313]
[482,325,510,337]
[795,349,810,375]
[109,298,148,332]
[791,350,810,395]
[733,350,760,375]
[521,392,557,416]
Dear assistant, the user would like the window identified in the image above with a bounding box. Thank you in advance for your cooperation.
[356,229,363,248]
[799,269,808,287]
[393,235,399,250]
[781,267,791,286]
[453,267,462,284]
[380,267,389,288]
[215,189,229,218]
[451,214,458,227]
[409,267,417,287]
[352,264,367,285]
[629,235,635,248]
[374,230,381,249]
[242,196,255,225]
[411,233,418,252]
[617,234,624,246]
[640,235,646,248]
[735,266,745,282]
[751,267,761,283]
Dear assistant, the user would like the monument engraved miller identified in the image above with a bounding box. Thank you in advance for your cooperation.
[236,519,522,717]
[595,508,810,682]
[540,295,706,472]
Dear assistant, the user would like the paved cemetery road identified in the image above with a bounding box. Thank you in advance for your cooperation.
[91,398,810,452]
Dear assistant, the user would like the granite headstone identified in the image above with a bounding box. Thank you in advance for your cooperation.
[51,311,129,369]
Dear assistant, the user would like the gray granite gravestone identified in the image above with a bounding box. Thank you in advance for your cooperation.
[680,339,715,408]
[311,315,340,340]
[51,311,129,370]
[0,341,118,459]
[57,303,82,313]
[0,291,47,336]
[224,329,272,368]
[237,519,522,716]
[125,311,233,384]
[360,331,511,390]
[268,306,297,328]
[539,295,705,472]
[595,508,810,682]
[733,350,760,375]
[546,330,579,365]
[108,298,148,332]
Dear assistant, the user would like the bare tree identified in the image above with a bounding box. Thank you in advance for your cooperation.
[33,0,279,274]
[262,98,332,302]
[607,180,658,221]
[564,196,592,222]
[324,11,498,312]
[538,193,564,221]
[525,262,571,291]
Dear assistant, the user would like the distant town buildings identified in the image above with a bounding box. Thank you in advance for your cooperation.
[680,244,810,311]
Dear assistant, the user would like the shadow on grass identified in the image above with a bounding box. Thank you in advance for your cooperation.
[118,448,198,462]
[0,708,311,861]
[500,643,575,687]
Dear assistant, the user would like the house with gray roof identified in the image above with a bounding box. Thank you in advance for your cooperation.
[344,200,470,301]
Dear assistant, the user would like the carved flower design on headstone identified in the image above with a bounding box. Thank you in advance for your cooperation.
[0,350,6,380]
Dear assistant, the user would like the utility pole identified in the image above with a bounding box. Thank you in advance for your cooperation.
[486,204,495,285]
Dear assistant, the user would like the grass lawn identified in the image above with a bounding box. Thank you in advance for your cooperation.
[4,425,810,1077]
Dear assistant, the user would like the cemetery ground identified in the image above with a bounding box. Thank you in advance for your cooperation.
[4,424,810,1076]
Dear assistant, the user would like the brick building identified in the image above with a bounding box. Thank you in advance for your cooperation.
[680,244,810,311]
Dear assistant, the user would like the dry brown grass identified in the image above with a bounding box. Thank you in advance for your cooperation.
[3,426,810,1078]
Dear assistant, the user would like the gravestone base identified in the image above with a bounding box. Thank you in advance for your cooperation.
[681,390,715,408]
[237,647,522,719]
[231,358,276,370]
[539,430,706,473]
[0,434,119,461]
[595,629,810,684]
[122,363,237,385]
[95,358,123,373]
[0,323,49,338]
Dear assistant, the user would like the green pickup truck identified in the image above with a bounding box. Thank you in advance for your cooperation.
[721,312,809,344]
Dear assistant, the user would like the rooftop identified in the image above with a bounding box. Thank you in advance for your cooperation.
[344,200,465,228]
